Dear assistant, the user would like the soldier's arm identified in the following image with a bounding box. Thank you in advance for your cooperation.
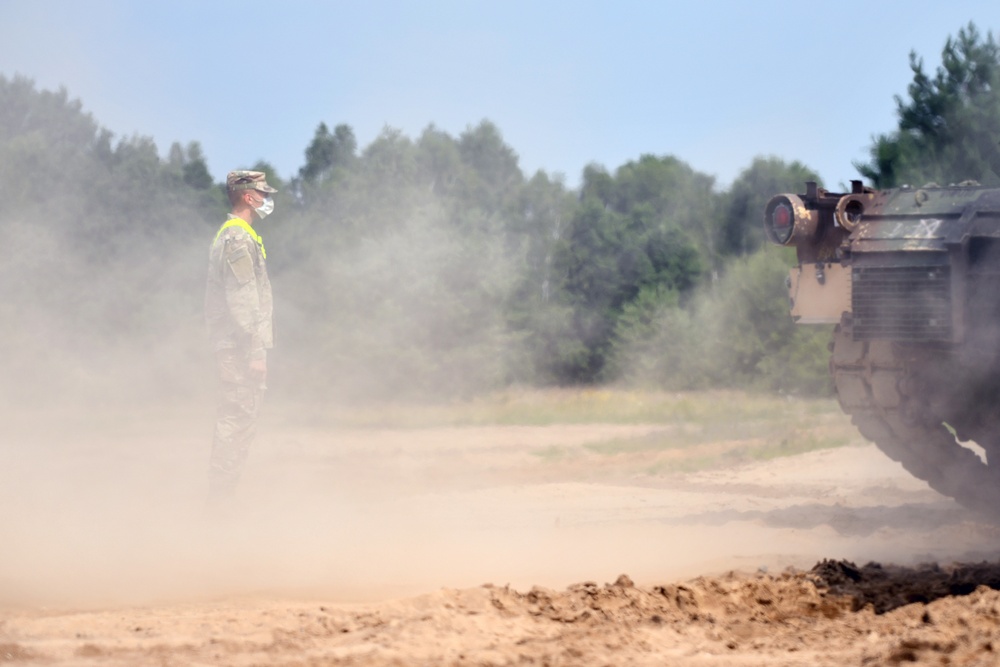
[222,236,267,360]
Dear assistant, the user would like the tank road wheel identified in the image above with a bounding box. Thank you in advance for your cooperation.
[830,323,1000,517]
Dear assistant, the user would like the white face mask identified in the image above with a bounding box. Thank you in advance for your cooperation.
[254,195,274,220]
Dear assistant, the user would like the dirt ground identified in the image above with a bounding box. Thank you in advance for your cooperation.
[3,405,1000,665]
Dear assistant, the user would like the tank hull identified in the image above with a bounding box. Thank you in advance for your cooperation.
[767,182,1000,516]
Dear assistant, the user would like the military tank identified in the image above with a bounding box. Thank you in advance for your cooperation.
[764,180,1000,515]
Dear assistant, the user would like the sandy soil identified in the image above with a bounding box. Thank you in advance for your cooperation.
[3,407,1000,665]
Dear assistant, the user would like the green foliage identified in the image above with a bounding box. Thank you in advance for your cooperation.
[0,75,221,403]
[857,23,1000,187]
[417,124,464,197]
[0,76,106,213]
[716,157,820,258]
[269,121,540,399]
[24,23,1000,404]
[298,122,357,186]
[0,72,838,404]
[547,156,710,383]
[609,248,832,395]
[504,170,579,384]
[181,141,213,190]
[698,249,832,393]
[456,120,523,216]
[285,210,514,399]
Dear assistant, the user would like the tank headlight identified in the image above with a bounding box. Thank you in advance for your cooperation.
[834,194,868,231]
[764,194,816,246]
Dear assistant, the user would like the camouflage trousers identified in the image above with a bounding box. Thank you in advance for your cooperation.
[209,347,265,500]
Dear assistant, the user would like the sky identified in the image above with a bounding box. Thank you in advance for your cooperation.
[1,0,997,191]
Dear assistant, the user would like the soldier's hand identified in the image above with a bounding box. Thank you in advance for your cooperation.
[250,357,267,382]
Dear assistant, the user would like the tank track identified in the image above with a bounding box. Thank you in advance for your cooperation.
[830,323,1000,518]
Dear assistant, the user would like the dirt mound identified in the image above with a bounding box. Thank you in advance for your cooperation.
[442,565,1000,665]
[491,570,849,631]
[6,564,1000,665]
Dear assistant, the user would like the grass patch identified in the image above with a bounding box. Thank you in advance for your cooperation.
[296,387,861,471]
[749,432,854,462]
[532,445,575,462]
[564,395,859,473]
[293,387,848,429]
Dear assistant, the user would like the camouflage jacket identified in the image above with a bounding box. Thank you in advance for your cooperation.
[205,216,273,359]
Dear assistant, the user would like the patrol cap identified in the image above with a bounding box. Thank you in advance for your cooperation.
[226,170,278,193]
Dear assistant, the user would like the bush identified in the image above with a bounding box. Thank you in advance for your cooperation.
[609,248,833,395]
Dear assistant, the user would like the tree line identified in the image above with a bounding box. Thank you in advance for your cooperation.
[1,23,996,404]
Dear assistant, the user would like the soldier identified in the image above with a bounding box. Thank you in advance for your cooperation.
[205,170,277,502]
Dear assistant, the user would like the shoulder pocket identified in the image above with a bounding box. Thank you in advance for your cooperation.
[226,245,255,286]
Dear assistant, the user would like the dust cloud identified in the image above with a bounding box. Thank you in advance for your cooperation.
[3,79,999,622]
[4,394,999,611]
[0,89,538,609]
[0,190,991,614]
[0,130,529,611]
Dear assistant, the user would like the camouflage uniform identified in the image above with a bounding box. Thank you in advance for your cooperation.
[205,171,276,499]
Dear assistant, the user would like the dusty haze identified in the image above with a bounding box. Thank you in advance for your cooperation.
[4,392,1000,612]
